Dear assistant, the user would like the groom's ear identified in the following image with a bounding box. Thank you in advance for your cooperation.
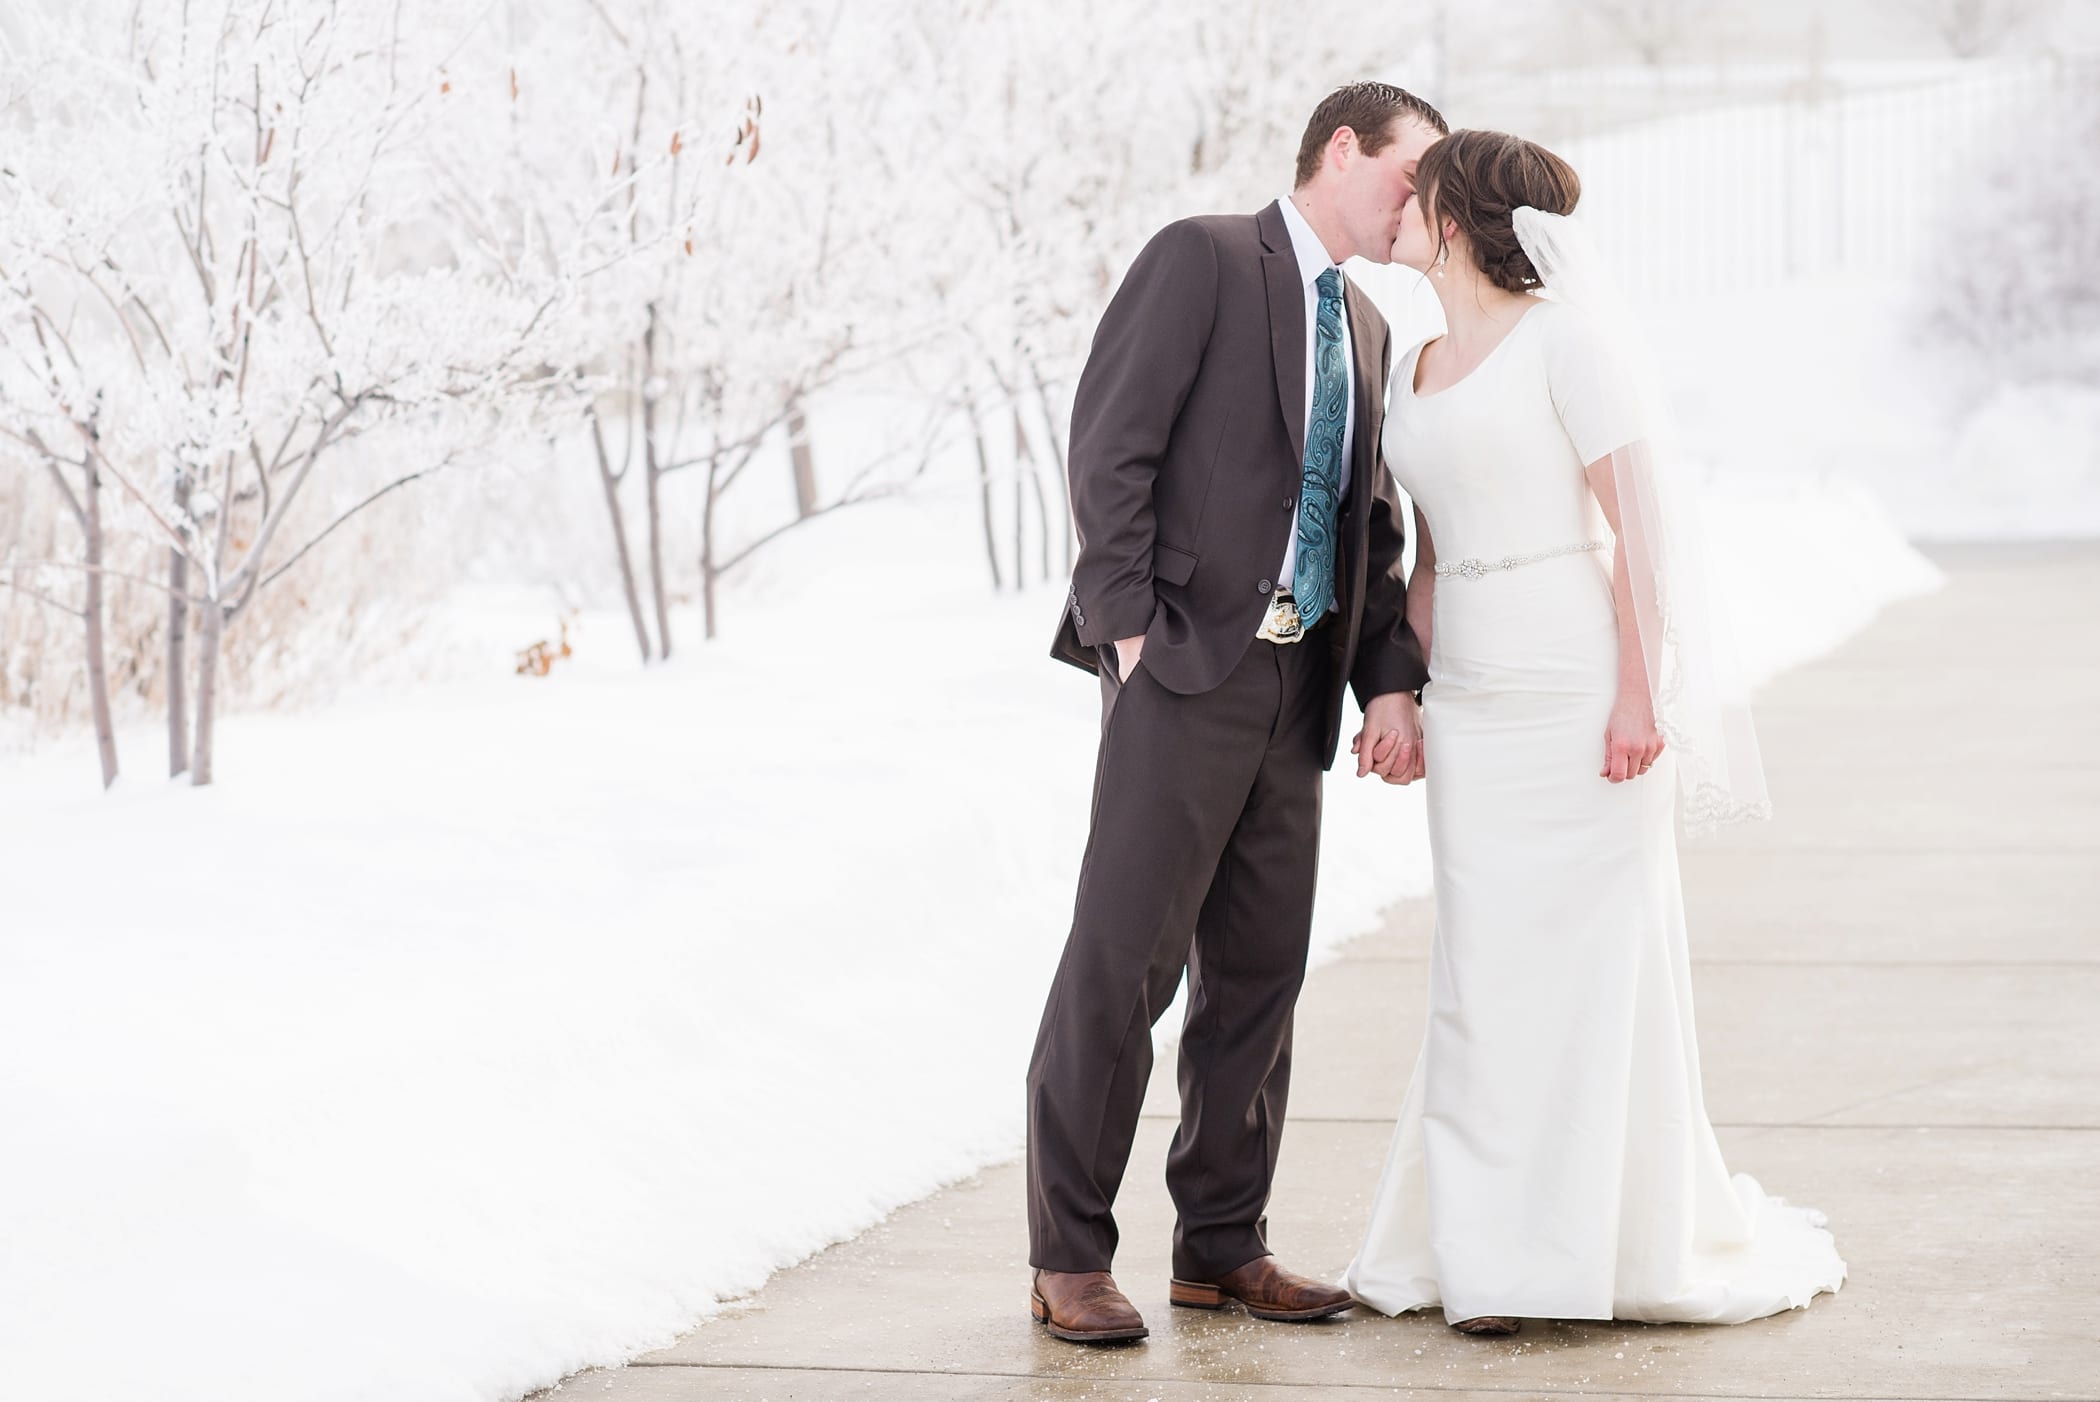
[1332,125,1361,166]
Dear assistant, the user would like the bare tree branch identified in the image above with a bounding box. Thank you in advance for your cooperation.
[249,460,447,596]
[3,558,208,606]
[17,428,88,524]
[0,575,87,619]
[713,482,904,577]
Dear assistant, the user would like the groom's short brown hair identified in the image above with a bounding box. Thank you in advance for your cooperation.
[1295,82,1449,187]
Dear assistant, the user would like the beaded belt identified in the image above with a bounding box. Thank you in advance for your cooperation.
[1434,539,1609,581]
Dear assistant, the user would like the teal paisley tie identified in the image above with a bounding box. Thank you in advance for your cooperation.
[1294,267,1347,627]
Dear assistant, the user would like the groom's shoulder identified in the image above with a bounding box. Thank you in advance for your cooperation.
[1109,215,1263,307]
[1180,210,1263,255]
[1177,210,1261,240]
[1132,211,1261,265]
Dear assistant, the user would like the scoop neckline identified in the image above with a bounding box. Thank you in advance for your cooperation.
[1407,297,1551,401]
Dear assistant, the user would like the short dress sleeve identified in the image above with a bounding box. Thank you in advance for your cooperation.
[1539,301,1648,466]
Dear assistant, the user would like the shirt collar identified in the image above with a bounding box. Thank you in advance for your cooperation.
[1277,194,1341,291]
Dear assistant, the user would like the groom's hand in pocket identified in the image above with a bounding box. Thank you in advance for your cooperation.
[1113,634,1144,683]
[1354,691,1424,784]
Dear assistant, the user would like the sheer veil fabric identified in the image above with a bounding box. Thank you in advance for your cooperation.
[1512,206,1772,832]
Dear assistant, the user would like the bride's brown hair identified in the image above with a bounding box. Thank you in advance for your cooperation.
[1417,130,1581,293]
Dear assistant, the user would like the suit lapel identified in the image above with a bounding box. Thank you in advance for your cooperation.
[1330,277,1389,624]
[1264,253,1307,470]
[1258,201,1307,471]
[1343,277,1382,516]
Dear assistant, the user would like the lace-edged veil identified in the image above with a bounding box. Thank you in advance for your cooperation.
[1512,205,1772,833]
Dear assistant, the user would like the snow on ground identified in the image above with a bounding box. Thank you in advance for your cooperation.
[0,472,1934,1402]
[0,479,1427,1402]
[0,268,1948,1402]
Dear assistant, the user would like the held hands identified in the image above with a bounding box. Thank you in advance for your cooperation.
[1125,647,1428,785]
[1603,689,1666,783]
[1353,691,1424,785]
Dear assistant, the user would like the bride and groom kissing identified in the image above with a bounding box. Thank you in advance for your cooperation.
[1029,81,1846,1344]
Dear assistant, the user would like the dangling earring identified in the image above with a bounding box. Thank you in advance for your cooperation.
[1433,246,1448,280]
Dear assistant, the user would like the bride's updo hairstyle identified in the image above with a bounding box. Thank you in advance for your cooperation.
[1416,130,1581,293]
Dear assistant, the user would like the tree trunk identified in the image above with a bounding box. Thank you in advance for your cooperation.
[1027,355,1074,576]
[589,404,654,664]
[966,392,1003,592]
[1014,405,1050,585]
[1012,441,1024,595]
[646,446,669,659]
[701,453,720,641]
[641,307,672,660]
[80,451,117,788]
[191,598,224,787]
[787,397,818,519]
[167,470,190,778]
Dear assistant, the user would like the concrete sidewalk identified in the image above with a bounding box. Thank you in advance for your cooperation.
[549,544,2100,1401]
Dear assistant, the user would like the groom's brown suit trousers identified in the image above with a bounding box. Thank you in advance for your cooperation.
[1029,201,1429,1281]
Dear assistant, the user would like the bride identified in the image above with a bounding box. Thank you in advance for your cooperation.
[1338,129,1847,1336]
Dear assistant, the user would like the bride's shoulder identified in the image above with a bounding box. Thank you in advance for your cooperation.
[1523,295,1590,340]
[1520,291,1579,333]
[1525,297,1616,367]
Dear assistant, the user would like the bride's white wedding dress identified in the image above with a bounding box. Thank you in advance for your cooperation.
[1338,297,1846,1325]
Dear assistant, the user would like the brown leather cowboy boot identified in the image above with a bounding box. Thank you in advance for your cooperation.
[1030,1268,1149,1343]
[1169,1254,1356,1322]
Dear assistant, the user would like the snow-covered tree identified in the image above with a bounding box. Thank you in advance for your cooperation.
[1568,0,1729,67]
[890,0,1435,593]
[0,0,646,784]
[0,0,1452,786]
[529,1,940,651]
[1882,0,2062,58]
[1923,74,2100,390]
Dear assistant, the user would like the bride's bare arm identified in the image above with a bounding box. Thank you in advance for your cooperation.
[1583,459,1645,697]
[1583,454,1666,783]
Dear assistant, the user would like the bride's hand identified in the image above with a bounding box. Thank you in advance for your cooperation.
[1602,691,1665,783]
[1355,691,1424,784]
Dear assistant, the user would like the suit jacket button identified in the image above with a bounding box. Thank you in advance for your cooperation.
[1258,579,1272,594]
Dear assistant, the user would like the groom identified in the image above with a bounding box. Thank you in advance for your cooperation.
[1028,82,1446,1344]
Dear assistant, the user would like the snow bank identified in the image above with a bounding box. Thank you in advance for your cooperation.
[0,463,1937,1402]
[1644,279,2100,540]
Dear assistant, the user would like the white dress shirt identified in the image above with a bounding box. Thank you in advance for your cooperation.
[1274,194,1356,591]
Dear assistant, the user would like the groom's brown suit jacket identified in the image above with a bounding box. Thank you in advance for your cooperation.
[1049,199,1428,766]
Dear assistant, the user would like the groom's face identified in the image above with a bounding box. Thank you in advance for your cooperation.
[1346,118,1442,265]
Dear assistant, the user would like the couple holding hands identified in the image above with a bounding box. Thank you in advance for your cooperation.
[1028,81,1845,1344]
